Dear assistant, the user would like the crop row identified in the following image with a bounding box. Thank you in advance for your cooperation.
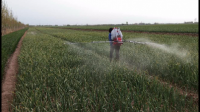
[1,28,28,80]
[36,27,198,91]
[11,27,198,111]
[52,23,199,33]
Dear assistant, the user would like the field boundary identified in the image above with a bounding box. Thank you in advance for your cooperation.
[52,27,199,37]
[1,31,27,112]
[1,27,27,36]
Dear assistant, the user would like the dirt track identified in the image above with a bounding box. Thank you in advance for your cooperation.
[1,31,27,112]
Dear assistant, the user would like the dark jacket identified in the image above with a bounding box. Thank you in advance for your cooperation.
[108,33,112,46]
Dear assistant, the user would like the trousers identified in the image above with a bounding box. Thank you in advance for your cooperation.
[110,45,120,62]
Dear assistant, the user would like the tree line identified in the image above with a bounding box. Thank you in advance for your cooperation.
[1,0,28,36]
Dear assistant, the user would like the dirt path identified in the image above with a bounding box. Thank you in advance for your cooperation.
[158,78,198,104]
[123,61,198,105]
[1,31,27,112]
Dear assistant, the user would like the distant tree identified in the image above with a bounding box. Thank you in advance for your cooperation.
[1,0,27,35]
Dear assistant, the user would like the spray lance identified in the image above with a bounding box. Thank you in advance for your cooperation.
[64,40,147,45]
[64,27,147,45]
[91,40,146,44]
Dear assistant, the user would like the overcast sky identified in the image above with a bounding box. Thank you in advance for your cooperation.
[4,0,199,25]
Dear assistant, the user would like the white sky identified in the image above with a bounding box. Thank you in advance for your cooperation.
[4,0,199,25]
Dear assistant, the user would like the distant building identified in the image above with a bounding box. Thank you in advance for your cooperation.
[145,23,151,25]
[184,21,193,24]
[154,22,159,24]
[139,22,145,25]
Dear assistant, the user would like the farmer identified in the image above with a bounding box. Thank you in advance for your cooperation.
[109,27,123,62]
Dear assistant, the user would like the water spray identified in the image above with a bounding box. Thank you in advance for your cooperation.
[64,38,190,63]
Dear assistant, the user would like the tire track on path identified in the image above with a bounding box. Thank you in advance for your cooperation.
[1,31,27,112]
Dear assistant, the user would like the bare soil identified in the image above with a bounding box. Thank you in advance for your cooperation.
[1,31,27,112]
[157,78,198,104]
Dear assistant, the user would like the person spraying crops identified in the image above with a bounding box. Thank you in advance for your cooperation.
[108,27,123,62]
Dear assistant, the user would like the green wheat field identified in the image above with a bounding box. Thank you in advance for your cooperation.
[8,24,198,111]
